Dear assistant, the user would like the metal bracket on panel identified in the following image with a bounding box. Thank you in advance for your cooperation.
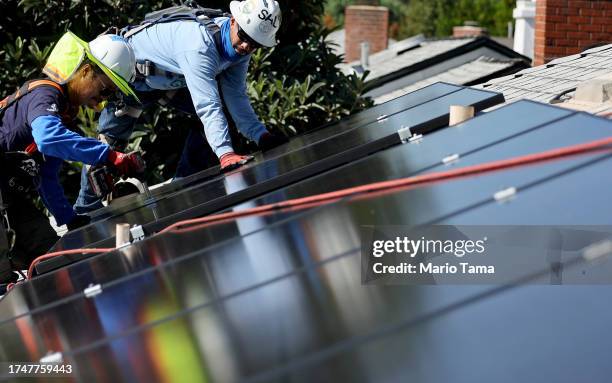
[583,240,612,262]
[408,134,423,143]
[130,224,145,242]
[397,126,412,143]
[84,283,102,298]
[442,154,460,165]
[493,187,517,202]
[377,114,389,123]
[40,351,63,364]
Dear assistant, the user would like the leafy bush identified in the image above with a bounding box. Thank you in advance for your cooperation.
[248,26,372,137]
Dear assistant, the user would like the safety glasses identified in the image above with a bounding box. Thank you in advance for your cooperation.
[96,75,118,99]
[237,24,262,49]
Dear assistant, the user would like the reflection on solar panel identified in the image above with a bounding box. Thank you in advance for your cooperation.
[87,82,464,221]
[49,84,503,256]
[10,99,603,301]
[2,97,612,382]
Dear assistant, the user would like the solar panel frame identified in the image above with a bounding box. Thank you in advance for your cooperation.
[88,82,466,220]
[10,103,607,316]
[47,86,504,258]
[1,106,612,378]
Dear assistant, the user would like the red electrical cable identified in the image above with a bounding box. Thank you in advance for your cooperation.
[161,136,612,233]
[19,135,612,284]
[27,248,113,280]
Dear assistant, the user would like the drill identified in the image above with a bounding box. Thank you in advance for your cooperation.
[87,152,146,199]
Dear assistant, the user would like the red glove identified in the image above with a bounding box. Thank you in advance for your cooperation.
[107,150,145,177]
[219,152,253,171]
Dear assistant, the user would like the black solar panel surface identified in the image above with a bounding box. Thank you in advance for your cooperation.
[23,101,579,302]
[2,101,612,382]
[87,82,464,221]
[50,86,502,253]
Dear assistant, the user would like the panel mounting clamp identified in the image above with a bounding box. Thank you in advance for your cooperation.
[377,114,389,123]
[583,240,612,262]
[130,224,145,242]
[40,351,63,364]
[397,126,412,143]
[408,134,423,143]
[442,154,460,164]
[84,283,103,298]
[493,187,517,202]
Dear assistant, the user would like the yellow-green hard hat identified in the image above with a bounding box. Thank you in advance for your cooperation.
[43,31,139,101]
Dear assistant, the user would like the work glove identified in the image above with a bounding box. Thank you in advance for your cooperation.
[219,152,254,172]
[107,150,146,178]
[67,214,91,231]
[257,132,288,151]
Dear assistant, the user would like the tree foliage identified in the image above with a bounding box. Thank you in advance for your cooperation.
[0,0,371,189]
[324,0,515,39]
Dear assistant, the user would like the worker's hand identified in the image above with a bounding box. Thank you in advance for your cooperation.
[219,152,254,171]
[257,132,288,151]
[107,150,145,177]
[67,214,91,231]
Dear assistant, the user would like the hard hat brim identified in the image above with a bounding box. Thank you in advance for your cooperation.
[71,32,140,102]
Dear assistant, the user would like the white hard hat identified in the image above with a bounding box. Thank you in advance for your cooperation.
[230,0,282,48]
[89,34,136,84]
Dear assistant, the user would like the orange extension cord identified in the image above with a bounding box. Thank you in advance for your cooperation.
[21,136,612,283]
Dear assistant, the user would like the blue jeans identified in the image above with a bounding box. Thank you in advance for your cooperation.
[74,89,216,213]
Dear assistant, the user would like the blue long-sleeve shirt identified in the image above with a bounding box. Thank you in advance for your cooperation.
[128,17,267,157]
[32,115,110,225]
[0,85,110,225]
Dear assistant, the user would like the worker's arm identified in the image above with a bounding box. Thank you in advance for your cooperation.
[26,86,111,165]
[31,115,111,165]
[218,57,267,142]
[37,156,76,226]
[175,49,234,158]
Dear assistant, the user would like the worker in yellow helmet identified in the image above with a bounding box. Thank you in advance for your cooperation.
[0,31,143,285]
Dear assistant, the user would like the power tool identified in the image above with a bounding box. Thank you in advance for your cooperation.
[87,152,147,200]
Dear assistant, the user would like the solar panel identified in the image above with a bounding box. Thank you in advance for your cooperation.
[3,101,611,382]
[3,152,612,380]
[31,100,575,278]
[307,81,461,131]
[50,85,503,254]
[88,82,465,220]
[4,101,607,311]
[235,288,612,383]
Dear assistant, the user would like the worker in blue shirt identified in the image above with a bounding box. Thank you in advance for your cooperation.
[0,32,144,284]
[74,0,286,214]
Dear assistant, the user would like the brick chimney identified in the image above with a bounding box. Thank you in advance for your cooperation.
[534,0,612,66]
[453,22,489,38]
[344,5,389,62]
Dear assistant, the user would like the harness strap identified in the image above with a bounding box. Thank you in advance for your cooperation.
[0,80,64,116]
[123,8,226,80]
[0,80,67,156]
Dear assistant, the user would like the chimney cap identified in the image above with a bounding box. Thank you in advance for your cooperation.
[346,5,389,11]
